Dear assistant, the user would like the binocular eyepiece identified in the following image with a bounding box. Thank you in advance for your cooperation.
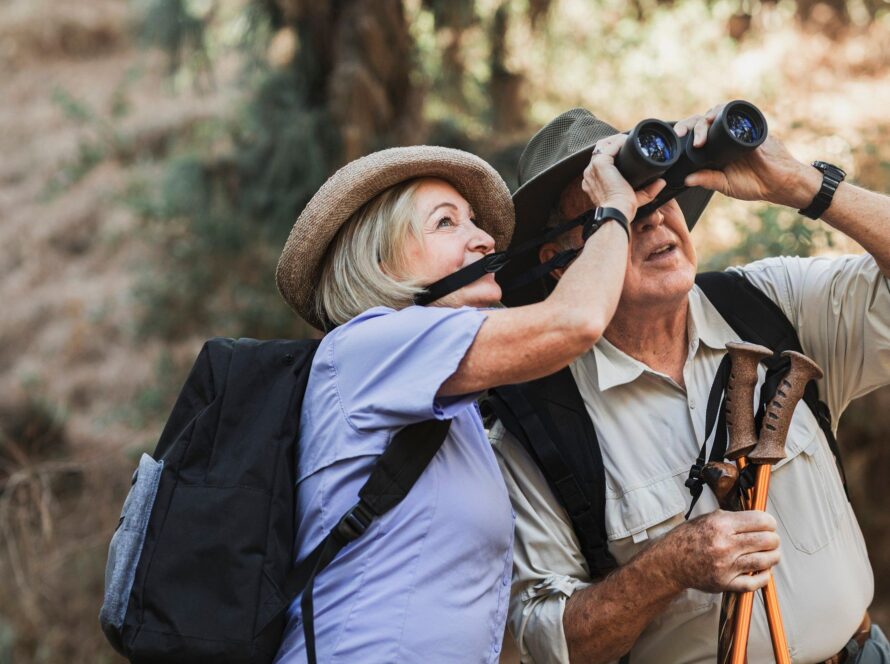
[613,100,767,218]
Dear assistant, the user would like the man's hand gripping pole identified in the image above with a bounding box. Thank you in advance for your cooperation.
[726,346,823,664]
[723,342,789,664]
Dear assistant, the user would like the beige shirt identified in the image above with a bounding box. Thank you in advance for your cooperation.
[492,254,890,664]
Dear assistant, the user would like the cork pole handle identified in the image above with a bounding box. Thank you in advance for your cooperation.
[748,351,824,464]
[724,342,773,460]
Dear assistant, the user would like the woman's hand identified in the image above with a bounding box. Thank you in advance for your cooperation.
[582,134,667,220]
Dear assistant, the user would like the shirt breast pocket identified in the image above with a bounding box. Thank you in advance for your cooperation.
[766,408,845,555]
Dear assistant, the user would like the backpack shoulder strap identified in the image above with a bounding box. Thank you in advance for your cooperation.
[489,368,618,578]
[695,271,802,353]
[696,271,846,490]
[286,418,452,664]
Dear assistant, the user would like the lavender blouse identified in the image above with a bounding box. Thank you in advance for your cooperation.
[274,305,515,663]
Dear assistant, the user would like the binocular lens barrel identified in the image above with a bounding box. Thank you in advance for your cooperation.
[614,119,680,190]
[726,109,763,144]
[637,130,674,163]
[631,100,768,221]
[700,101,767,165]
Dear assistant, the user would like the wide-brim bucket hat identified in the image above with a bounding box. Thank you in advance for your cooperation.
[497,108,714,307]
[276,146,515,330]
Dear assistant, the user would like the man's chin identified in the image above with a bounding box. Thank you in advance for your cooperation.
[628,269,695,308]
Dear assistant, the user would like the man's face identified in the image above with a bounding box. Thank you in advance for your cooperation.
[554,178,698,310]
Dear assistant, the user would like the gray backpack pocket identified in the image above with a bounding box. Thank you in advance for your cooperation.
[99,454,164,649]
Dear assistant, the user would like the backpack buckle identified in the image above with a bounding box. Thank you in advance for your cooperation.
[334,501,375,544]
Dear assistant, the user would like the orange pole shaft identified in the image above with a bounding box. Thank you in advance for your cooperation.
[729,464,776,664]
[737,457,754,508]
[763,579,791,664]
[737,459,791,664]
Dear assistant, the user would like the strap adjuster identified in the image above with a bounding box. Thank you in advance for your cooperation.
[684,462,703,491]
[333,502,375,544]
[483,252,510,273]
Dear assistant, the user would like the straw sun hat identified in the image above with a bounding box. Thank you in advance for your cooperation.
[276,146,515,330]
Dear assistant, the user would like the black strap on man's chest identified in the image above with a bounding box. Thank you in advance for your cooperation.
[693,271,846,496]
[488,367,619,577]
[490,271,847,581]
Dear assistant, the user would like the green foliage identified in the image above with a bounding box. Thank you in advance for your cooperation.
[141,0,208,68]
[45,71,144,197]
[234,70,338,240]
[700,205,836,270]
[128,69,328,340]
[45,89,114,195]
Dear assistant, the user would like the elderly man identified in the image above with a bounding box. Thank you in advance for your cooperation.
[490,105,890,663]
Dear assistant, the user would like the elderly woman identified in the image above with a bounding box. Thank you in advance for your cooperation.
[272,145,662,663]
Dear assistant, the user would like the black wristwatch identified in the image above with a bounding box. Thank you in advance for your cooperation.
[582,206,630,241]
[798,161,846,220]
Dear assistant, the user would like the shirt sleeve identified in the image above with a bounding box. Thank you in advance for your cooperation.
[732,254,890,423]
[329,305,488,431]
[490,421,593,664]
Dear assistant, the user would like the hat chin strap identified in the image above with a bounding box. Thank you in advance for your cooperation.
[412,209,597,306]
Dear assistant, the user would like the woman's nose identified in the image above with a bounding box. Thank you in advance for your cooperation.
[468,222,496,254]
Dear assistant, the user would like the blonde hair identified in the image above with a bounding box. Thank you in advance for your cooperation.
[314,178,428,328]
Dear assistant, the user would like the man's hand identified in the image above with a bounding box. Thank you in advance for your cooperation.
[677,102,890,275]
[582,134,666,220]
[661,508,781,594]
[563,508,781,662]
[676,103,821,209]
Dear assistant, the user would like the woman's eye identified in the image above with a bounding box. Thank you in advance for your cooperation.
[436,216,454,229]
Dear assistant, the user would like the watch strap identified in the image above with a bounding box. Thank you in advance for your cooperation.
[799,161,845,220]
[582,207,630,241]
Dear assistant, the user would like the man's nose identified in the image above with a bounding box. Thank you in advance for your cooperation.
[634,207,665,233]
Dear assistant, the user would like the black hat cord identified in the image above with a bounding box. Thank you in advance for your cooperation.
[413,208,598,306]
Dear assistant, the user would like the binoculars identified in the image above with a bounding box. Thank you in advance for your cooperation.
[614,100,767,219]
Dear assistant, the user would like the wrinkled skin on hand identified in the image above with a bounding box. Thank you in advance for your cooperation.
[662,509,781,594]
[678,103,818,208]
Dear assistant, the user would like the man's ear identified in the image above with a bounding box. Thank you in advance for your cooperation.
[539,241,569,281]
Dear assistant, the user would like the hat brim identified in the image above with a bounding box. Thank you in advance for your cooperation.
[497,143,714,307]
[276,146,515,330]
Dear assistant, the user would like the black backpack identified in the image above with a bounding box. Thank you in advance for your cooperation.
[100,337,450,663]
[486,270,847,579]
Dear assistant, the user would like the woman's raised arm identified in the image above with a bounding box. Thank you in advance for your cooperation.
[440,135,664,396]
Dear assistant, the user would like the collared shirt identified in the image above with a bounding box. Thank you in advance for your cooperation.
[275,305,515,664]
[492,254,890,664]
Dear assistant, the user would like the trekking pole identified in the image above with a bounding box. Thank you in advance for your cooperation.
[729,350,823,664]
[703,459,789,664]
[701,461,744,661]
[722,342,791,664]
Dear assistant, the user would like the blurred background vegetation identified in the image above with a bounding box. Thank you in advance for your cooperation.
[1,0,889,661]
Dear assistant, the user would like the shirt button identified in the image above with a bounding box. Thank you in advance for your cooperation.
[689,398,696,409]
[503,574,509,586]
[494,643,501,654]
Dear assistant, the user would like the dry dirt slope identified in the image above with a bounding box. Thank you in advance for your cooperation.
[0,2,242,659]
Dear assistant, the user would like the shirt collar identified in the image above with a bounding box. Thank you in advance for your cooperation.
[588,285,736,392]
[689,284,738,351]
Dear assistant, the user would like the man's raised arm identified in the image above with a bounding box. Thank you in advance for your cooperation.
[682,109,890,275]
